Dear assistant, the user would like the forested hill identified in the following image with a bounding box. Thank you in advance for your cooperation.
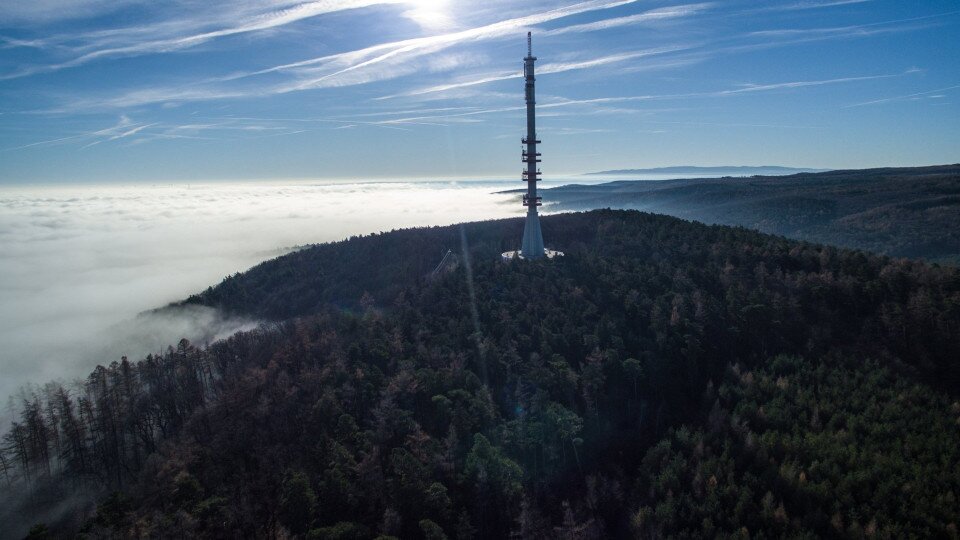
[4,210,960,538]
[544,164,960,264]
[586,166,826,176]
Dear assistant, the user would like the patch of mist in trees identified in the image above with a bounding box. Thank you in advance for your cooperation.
[0,314,259,538]
[0,478,100,539]
[2,305,258,428]
[109,304,260,366]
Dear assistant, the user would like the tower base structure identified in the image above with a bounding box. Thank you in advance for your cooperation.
[520,211,545,258]
[501,249,564,262]
[501,248,564,262]
[502,210,563,261]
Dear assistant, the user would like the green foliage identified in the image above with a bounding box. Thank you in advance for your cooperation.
[419,518,449,540]
[307,522,368,540]
[84,491,131,531]
[454,512,475,540]
[193,496,228,530]
[424,482,452,520]
[24,524,50,540]
[172,471,203,508]
[465,434,523,498]
[280,471,318,536]
[634,355,960,538]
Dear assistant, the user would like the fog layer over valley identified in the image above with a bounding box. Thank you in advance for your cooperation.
[0,181,519,407]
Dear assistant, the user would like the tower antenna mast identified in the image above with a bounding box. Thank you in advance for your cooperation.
[519,32,545,259]
[502,32,562,261]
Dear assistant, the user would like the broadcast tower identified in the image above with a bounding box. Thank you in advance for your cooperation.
[520,32,546,258]
[503,33,561,262]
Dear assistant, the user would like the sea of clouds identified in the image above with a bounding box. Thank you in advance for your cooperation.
[0,180,525,410]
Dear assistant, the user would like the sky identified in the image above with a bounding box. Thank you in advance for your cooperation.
[0,0,958,182]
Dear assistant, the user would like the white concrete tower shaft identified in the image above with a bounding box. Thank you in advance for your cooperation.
[520,32,545,259]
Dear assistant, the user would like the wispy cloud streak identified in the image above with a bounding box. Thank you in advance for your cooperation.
[382,45,693,98]
[522,71,914,107]
[41,66,911,145]
[763,0,872,11]
[542,3,712,35]
[269,0,646,92]
[1,0,406,80]
[49,0,652,109]
[75,115,157,148]
[353,70,905,128]
[748,10,959,39]
[1,134,85,152]
[720,73,900,95]
[844,84,960,107]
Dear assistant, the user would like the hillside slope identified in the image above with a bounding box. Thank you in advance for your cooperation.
[3,210,960,538]
[545,165,960,264]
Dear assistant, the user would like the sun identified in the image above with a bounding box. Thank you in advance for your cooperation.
[402,0,455,31]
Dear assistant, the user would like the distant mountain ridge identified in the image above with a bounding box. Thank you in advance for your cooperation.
[549,164,960,264]
[586,165,829,176]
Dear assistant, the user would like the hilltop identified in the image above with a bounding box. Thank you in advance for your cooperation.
[548,165,960,264]
[2,210,959,538]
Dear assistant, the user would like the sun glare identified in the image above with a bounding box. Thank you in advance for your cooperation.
[403,0,454,30]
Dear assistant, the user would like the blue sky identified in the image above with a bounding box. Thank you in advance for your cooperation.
[1,0,958,183]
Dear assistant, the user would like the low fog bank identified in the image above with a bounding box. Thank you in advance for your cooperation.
[0,181,520,407]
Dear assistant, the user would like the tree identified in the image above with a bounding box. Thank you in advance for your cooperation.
[419,519,449,540]
[280,471,317,536]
